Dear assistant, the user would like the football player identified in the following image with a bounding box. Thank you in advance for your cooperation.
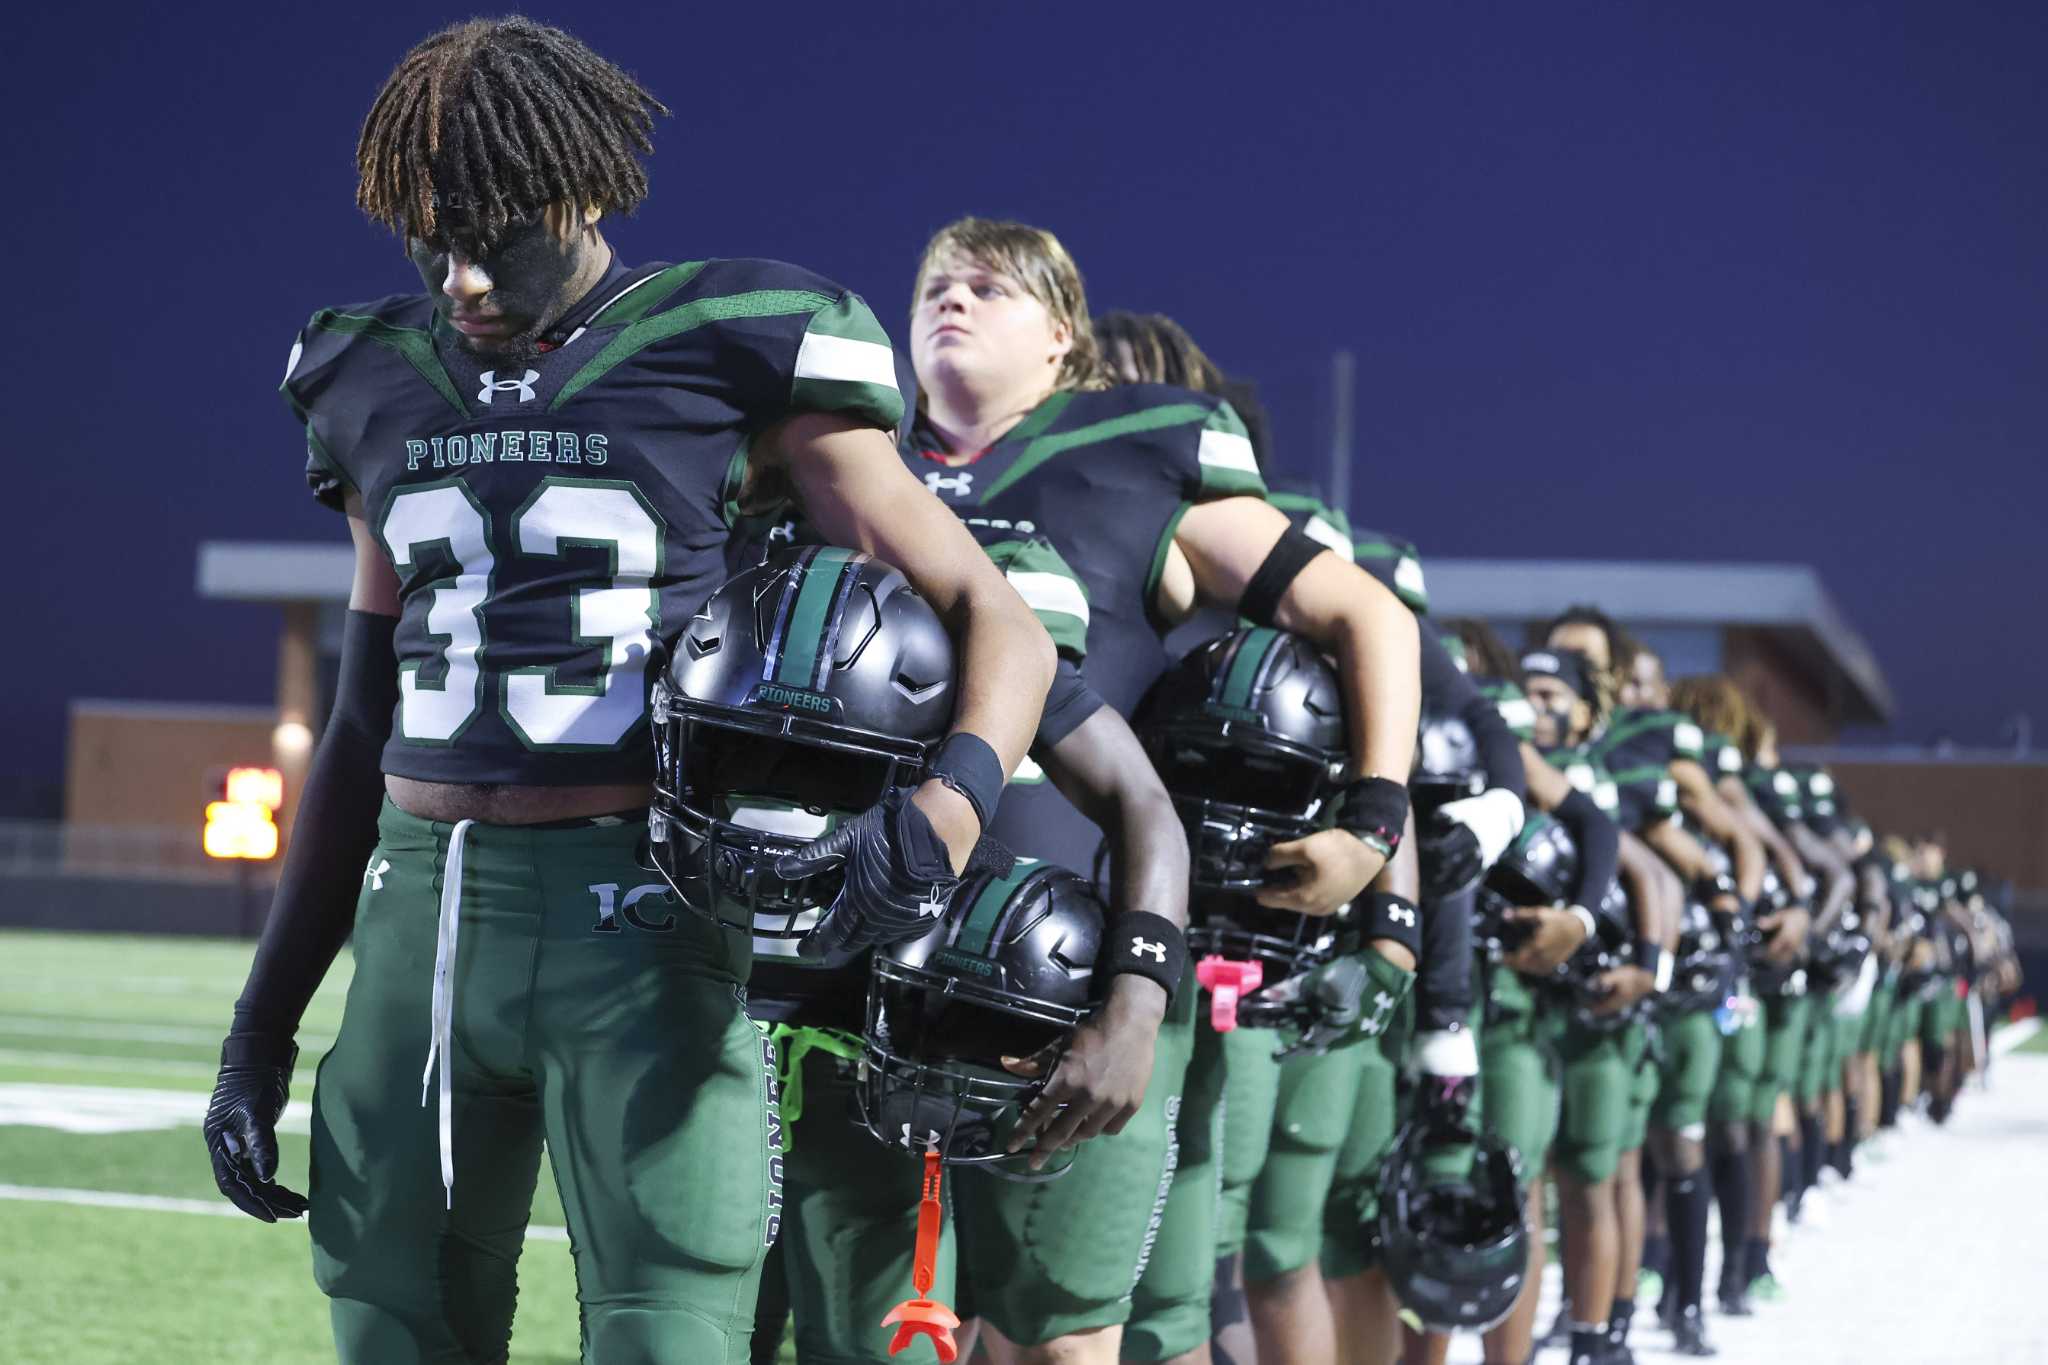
[201,21,1056,1363]
[898,219,1423,1365]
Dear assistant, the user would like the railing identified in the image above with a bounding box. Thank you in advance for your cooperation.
[0,821,248,882]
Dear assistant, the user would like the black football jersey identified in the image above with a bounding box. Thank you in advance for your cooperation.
[903,385,1265,870]
[1588,707,1702,830]
[283,258,903,786]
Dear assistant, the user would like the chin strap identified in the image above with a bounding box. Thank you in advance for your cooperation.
[882,1148,960,1361]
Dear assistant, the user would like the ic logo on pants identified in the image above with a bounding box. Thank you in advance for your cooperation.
[587,882,677,933]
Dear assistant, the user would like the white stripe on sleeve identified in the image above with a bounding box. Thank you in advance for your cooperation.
[793,331,899,390]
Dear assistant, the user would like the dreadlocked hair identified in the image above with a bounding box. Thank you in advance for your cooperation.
[1097,311,1229,392]
[1670,674,1752,743]
[1444,617,1522,684]
[356,17,668,250]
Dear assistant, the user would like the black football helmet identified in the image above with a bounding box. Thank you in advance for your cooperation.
[1666,895,1736,1014]
[859,860,1106,1180]
[1377,1122,1530,1332]
[1137,627,1348,974]
[1475,814,1578,957]
[1413,712,1489,900]
[649,546,955,938]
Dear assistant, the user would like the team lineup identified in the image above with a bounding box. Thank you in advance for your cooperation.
[199,18,2025,1365]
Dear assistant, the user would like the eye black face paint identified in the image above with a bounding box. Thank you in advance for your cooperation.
[409,209,594,361]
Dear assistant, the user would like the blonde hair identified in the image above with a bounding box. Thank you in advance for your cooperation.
[913,216,1108,392]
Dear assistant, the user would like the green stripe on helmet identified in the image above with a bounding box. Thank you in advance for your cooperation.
[772,546,856,687]
[956,859,1041,956]
[1218,627,1282,711]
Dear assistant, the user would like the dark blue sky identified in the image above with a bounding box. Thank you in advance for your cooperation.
[6,3,2043,807]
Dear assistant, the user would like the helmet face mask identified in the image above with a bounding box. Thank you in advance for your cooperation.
[859,863,1105,1180]
[648,547,955,937]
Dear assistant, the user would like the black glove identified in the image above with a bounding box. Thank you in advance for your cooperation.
[1241,956,1370,1059]
[204,1034,307,1222]
[1417,820,1484,902]
[779,787,961,959]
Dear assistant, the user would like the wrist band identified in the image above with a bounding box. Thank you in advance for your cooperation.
[1566,905,1599,945]
[1339,776,1409,859]
[1363,892,1421,958]
[928,732,1005,832]
[221,1032,298,1072]
[1106,911,1188,997]
[1634,937,1671,993]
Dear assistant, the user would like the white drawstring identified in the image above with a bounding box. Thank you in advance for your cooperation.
[421,818,473,1210]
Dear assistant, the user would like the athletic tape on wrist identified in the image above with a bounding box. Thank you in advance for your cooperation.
[928,732,1004,832]
[1105,911,1188,997]
[1364,892,1421,958]
[1339,776,1409,858]
[1634,937,1671,993]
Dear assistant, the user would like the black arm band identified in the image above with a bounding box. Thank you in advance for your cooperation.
[1105,911,1188,997]
[1554,789,1620,911]
[1338,776,1409,858]
[929,731,1005,832]
[1362,892,1422,959]
[230,609,397,1040]
[1238,524,1329,626]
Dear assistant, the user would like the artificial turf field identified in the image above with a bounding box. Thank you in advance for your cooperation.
[0,928,806,1364]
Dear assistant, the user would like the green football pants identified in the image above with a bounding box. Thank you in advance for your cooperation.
[1124,1012,1282,1361]
[309,801,777,1365]
[1475,966,1559,1183]
[1617,1019,1658,1155]
[1795,990,1841,1107]
[948,978,1197,1347]
[1553,1018,1635,1184]
[766,1048,952,1365]
[1649,1006,1723,1139]
[1749,992,1810,1125]
[1708,996,1762,1125]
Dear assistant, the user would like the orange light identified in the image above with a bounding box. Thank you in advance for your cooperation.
[204,801,279,860]
[224,766,285,810]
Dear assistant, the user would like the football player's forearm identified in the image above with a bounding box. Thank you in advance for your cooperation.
[1791,825,1853,933]
[231,610,396,1038]
[1679,764,1764,903]
[1616,832,1668,944]
[941,580,1055,783]
[1277,560,1420,781]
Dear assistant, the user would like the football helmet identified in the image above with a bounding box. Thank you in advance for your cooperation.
[1413,712,1489,900]
[1377,1121,1530,1332]
[1667,895,1737,1014]
[1477,814,1629,1025]
[649,546,955,937]
[1137,627,1348,975]
[859,859,1105,1179]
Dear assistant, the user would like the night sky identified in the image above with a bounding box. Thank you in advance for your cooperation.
[6,3,2043,811]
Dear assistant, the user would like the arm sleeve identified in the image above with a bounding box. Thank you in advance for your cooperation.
[1421,631,1527,803]
[1553,788,1621,913]
[229,610,397,1038]
[1413,885,1476,1032]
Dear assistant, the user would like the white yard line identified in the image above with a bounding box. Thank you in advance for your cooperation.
[0,1048,217,1077]
[0,1014,335,1050]
[0,1183,570,1241]
[0,1083,311,1134]
[1992,1016,2040,1055]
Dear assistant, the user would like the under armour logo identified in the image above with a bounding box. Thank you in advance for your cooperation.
[924,469,973,497]
[1385,903,1417,927]
[1364,989,1398,1033]
[917,889,949,919]
[1132,937,1167,963]
[898,1124,942,1150]
[477,369,539,404]
[363,858,389,891]
[766,520,796,545]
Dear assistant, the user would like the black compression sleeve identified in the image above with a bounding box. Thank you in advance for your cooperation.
[1238,525,1328,626]
[230,610,397,1039]
[1414,884,1477,1031]
[1553,789,1621,912]
[1421,632,1528,803]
